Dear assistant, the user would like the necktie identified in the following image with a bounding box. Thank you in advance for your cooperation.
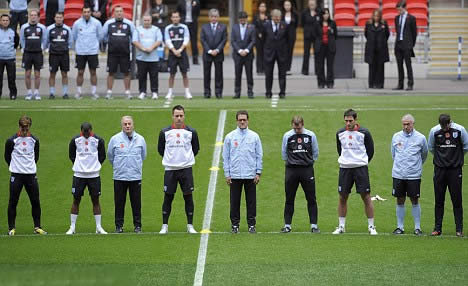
[274,23,278,35]
[212,24,216,34]
[399,15,403,39]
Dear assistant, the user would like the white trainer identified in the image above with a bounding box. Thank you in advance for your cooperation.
[368,225,378,235]
[138,92,146,100]
[34,94,41,100]
[105,93,112,100]
[151,92,158,99]
[184,90,192,99]
[187,224,197,234]
[332,226,345,235]
[165,90,173,99]
[25,94,33,100]
[126,92,133,99]
[66,227,75,235]
[74,93,82,100]
[92,93,99,100]
[96,226,108,234]
[159,224,169,234]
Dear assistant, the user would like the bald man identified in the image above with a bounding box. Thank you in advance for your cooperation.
[107,116,147,233]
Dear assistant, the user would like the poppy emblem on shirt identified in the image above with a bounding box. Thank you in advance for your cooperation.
[453,132,458,138]
[349,135,352,139]
[22,141,27,145]
[177,133,180,137]
[120,143,124,148]
[297,138,302,144]
[234,141,238,147]
[85,141,88,145]
[445,132,450,138]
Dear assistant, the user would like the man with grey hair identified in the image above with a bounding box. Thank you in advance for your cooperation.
[258,9,289,98]
[391,114,428,235]
[107,116,147,233]
[200,8,227,99]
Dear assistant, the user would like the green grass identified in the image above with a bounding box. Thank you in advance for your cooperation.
[0,96,467,285]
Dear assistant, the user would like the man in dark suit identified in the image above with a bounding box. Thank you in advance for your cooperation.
[231,11,256,99]
[394,1,417,91]
[261,9,289,99]
[84,0,108,24]
[177,0,200,65]
[200,8,227,99]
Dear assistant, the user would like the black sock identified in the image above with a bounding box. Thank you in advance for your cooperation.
[162,193,175,224]
[183,193,194,225]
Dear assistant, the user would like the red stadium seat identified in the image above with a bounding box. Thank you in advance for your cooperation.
[335,13,355,26]
[357,13,372,26]
[64,12,82,27]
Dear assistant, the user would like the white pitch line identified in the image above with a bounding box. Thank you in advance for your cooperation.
[193,109,227,286]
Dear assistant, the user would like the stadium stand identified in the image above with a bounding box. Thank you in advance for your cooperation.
[334,0,356,26]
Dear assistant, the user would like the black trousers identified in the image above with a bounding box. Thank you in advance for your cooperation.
[284,166,318,225]
[203,60,223,96]
[395,41,414,87]
[114,180,142,228]
[286,33,296,71]
[301,37,316,74]
[187,22,199,58]
[316,45,335,86]
[8,173,41,230]
[230,179,257,227]
[9,10,28,32]
[255,36,264,73]
[368,53,385,88]
[0,59,17,98]
[433,166,463,232]
[264,55,287,97]
[137,60,159,93]
[234,56,254,96]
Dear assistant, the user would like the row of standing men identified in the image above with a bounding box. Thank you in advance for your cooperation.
[4,108,468,236]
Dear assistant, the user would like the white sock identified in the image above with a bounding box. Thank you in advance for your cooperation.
[91,85,97,94]
[94,215,102,228]
[77,86,82,94]
[185,88,190,93]
[338,217,346,228]
[368,218,375,228]
[63,85,68,95]
[284,224,291,229]
[396,204,405,229]
[27,89,32,95]
[70,214,78,228]
[412,204,421,230]
[125,90,130,94]
[34,89,39,95]
[311,224,318,229]
[50,87,55,95]
[107,90,112,96]
[168,88,173,93]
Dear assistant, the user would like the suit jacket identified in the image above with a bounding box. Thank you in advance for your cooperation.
[259,20,289,62]
[301,8,321,40]
[314,20,338,54]
[282,11,299,40]
[395,13,417,56]
[84,0,108,23]
[231,23,256,60]
[364,21,390,64]
[177,0,200,23]
[253,14,269,40]
[200,22,227,62]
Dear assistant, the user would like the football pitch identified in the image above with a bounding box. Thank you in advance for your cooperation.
[0,95,467,285]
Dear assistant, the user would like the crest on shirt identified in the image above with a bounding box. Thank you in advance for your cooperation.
[445,140,451,145]
[297,138,302,144]
[36,28,41,33]
[120,143,124,148]
[176,133,180,137]
[63,30,67,35]
[123,24,127,30]
[453,132,458,138]
[176,140,180,144]
[179,28,184,34]
[304,137,309,143]
[298,144,303,149]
